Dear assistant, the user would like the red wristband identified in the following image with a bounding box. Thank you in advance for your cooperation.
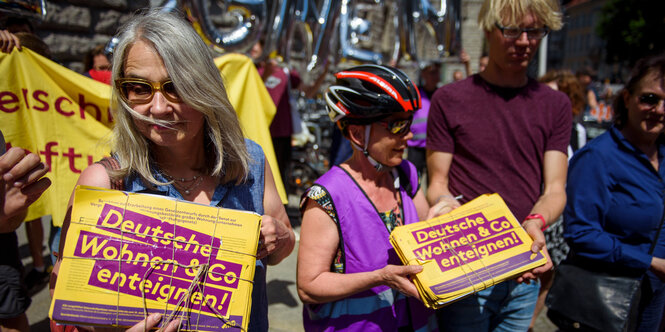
[524,213,548,231]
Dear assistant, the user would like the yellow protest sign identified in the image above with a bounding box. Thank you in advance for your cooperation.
[0,49,285,227]
[390,194,547,308]
[51,185,260,331]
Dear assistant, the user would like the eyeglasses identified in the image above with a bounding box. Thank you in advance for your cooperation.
[377,117,413,135]
[115,78,181,104]
[494,23,549,40]
[638,93,665,108]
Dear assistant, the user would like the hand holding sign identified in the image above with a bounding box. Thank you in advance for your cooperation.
[0,146,51,231]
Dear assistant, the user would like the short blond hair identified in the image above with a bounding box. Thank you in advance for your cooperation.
[478,0,563,32]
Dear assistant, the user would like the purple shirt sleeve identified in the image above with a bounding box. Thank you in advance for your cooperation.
[289,69,301,89]
[426,87,455,153]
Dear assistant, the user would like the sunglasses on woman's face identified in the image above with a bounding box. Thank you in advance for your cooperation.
[115,78,181,104]
[638,93,665,109]
[377,116,413,135]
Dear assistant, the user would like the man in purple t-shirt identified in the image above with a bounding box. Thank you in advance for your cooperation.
[425,0,571,330]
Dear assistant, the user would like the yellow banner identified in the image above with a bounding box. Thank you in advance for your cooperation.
[0,49,284,227]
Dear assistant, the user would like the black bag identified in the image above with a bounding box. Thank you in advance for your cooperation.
[546,197,665,332]
[545,261,642,332]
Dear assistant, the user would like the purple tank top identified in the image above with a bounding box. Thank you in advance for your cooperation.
[302,160,436,332]
[408,87,430,148]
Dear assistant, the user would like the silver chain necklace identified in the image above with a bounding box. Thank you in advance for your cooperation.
[162,171,205,195]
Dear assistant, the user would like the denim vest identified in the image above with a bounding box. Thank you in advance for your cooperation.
[303,160,436,332]
[123,139,268,332]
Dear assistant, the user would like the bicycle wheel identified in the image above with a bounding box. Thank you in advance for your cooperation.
[286,161,320,198]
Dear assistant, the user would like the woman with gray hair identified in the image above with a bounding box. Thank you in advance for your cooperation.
[50,9,294,331]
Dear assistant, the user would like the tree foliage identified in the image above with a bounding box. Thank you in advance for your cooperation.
[596,0,665,66]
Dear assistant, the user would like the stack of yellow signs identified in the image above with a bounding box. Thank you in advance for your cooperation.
[390,193,547,309]
[50,186,261,332]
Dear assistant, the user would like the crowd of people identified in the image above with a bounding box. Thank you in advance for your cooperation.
[1,0,664,331]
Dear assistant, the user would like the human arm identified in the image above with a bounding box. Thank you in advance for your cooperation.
[564,148,655,271]
[425,150,461,217]
[413,188,458,223]
[258,59,278,82]
[260,158,295,265]
[50,163,111,297]
[412,188,429,221]
[0,147,51,232]
[587,89,599,111]
[523,150,567,230]
[460,49,471,77]
[0,29,21,53]
[515,150,567,282]
[297,61,330,98]
[296,199,422,304]
[651,257,665,281]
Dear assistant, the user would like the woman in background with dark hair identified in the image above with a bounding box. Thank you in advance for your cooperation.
[563,53,665,331]
[540,69,587,156]
[83,44,112,84]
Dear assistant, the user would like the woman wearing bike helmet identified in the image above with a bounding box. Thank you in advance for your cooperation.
[296,65,441,331]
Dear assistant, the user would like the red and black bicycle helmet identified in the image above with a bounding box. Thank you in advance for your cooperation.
[325,64,421,126]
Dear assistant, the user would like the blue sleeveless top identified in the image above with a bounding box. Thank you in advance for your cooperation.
[124,139,268,332]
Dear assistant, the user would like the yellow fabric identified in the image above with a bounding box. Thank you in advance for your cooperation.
[214,53,285,203]
[0,48,113,227]
[0,49,285,227]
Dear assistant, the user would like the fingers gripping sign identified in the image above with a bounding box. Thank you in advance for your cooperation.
[379,264,424,299]
[257,214,292,262]
[0,147,51,228]
[515,219,553,283]
[0,29,21,53]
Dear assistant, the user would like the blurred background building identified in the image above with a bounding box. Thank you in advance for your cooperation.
[4,0,660,85]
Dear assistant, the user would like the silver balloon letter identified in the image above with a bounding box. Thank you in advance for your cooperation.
[180,0,267,54]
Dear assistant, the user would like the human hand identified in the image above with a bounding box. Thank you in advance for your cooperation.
[264,58,279,76]
[0,147,51,230]
[257,214,292,260]
[515,220,553,283]
[378,264,423,299]
[125,313,180,332]
[650,257,665,281]
[426,195,461,220]
[88,313,181,332]
[0,29,21,53]
[459,49,470,64]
